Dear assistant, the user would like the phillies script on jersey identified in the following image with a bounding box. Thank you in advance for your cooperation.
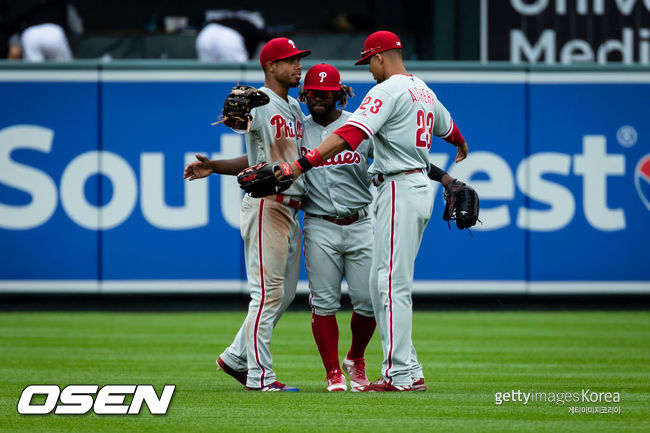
[270,114,303,139]
[300,146,362,168]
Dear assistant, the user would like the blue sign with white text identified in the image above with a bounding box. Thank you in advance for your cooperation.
[0,69,648,293]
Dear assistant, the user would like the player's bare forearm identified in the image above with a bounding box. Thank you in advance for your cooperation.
[212,155,249,175]
[428,164,455,187]
[455,141,468,163]
[441,121,468,163]
[289,134,348,179]
[313,134,349,164]
[184,154,249,181]
[441,173,455,187]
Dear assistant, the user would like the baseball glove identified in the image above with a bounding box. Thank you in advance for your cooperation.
[237,162,294,198]
[212,84,270,131]
[443,180,480,230]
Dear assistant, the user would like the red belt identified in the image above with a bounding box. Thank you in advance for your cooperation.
[374,169,423,186]
[306,212,363,226]
[273,194,304,209]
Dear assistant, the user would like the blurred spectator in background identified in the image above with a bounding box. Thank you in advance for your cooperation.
[196,9,270,62]
[7,33,21,59]
[14,0,83,61]
[330,11,372,32]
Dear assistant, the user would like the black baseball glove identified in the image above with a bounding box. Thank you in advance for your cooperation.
[237,162,294,198]
[212,84,270,131]
[443,180,480,230]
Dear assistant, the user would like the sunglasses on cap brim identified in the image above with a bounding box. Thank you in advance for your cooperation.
[360,46,381,58]
[305,90,336,99]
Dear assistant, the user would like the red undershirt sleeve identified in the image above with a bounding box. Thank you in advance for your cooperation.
[333,124,368,151]
[442,122,465,147]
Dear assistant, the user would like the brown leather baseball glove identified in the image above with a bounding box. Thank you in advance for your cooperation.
[212,84,269,131]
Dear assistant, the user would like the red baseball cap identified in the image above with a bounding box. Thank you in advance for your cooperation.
[303,64,341,91]
[355,31,402,65]
[259,38,311,68]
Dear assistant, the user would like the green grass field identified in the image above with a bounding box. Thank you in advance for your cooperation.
[1,311,649,432]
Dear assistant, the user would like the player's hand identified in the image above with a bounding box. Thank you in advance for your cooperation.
[289,161,302,180]
[184,153,213,181]
[455,141,468,163]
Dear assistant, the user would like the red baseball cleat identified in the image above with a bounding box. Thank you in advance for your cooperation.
[326,369,347,392]
[216,356,247,387]
[246,381,299,392]
[359,377,413,392]
[411,377,427,392]
[342,356,370,391]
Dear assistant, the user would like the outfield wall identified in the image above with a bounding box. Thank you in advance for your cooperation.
[1,61,649,295]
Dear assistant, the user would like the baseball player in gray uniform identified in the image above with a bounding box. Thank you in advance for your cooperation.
[298,63,376,392]
[185,37,311,391]
[280,31,469,392]
[300,63,457,392]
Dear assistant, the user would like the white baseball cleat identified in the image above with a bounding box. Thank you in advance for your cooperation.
[342,357,370,392]
[326,369,347,392]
